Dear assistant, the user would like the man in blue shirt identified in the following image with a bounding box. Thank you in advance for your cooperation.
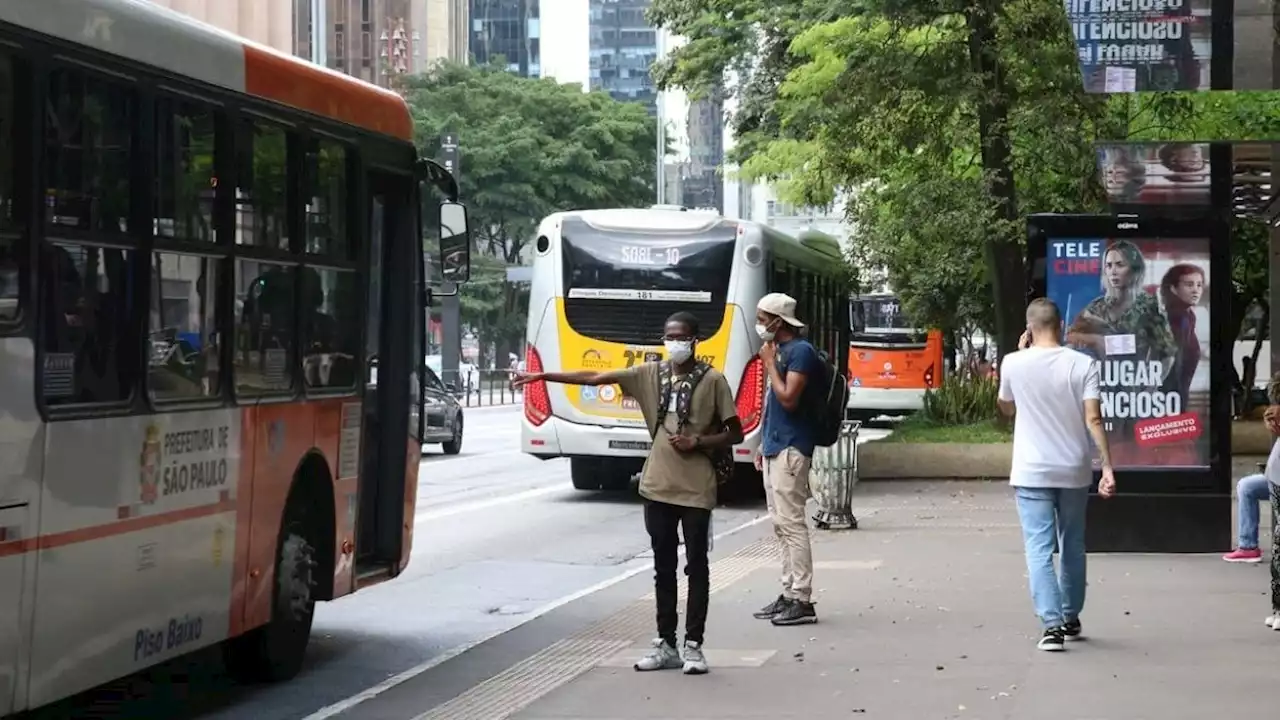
[752,292,821,626]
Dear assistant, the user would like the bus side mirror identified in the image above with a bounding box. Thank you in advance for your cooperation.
[439,201,471,284]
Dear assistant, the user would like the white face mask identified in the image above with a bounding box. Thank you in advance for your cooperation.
[664,339,694,364]
[756,323,776,342]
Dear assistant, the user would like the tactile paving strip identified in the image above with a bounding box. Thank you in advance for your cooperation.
[411,537,776,720]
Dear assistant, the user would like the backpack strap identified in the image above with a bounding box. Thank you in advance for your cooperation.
[677,362,712,432]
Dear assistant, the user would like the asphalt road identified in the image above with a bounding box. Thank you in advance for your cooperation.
[23,406,891,720]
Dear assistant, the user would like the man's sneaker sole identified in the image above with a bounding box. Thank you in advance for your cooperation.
[1224,554,1264,564]
[771,615,818,626]
[1037,636,1065,651]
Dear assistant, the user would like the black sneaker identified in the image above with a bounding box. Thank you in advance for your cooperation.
[771,600,818,626]
[753,594,791,619]
[1062,618,1082,639]
[1037,627,1065,652]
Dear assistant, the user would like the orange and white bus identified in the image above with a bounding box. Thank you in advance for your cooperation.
[846,293,945,420]
[0,1,471,713]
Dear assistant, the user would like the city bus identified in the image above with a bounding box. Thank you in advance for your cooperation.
[0,1,470,713]
[846,292,945,420]
[520,208,849,492]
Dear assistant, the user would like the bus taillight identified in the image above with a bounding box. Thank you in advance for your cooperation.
[736,355,765,433]
[524,345,552,426]
[924,364,935,388]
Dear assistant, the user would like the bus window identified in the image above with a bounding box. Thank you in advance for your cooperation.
[559,217,736,344]
[44,67,133,236]
[236,260,295,394]
[235,119,289,251]
[301,267,359,389]
[0,53,19,324]
[154,97,217,243]
[304,139,350,259]
[148,252,220,400]
[40,243,137,405]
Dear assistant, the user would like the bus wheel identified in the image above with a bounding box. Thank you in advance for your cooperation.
[225,509,318,683]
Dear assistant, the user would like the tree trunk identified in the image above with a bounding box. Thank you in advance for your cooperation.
[967,0,1027,364]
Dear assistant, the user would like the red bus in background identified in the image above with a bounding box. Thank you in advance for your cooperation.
[846,293,945,421]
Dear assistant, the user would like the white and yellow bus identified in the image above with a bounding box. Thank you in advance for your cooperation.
[520,208,849,493]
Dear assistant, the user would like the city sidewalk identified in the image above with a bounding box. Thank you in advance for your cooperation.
[402,480,1273,720]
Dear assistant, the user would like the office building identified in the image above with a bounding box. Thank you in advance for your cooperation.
[682,87,724,212]
[145,0,294,53]
[589,0,658,114]
[470,0,541,77]
[424,0,470,66]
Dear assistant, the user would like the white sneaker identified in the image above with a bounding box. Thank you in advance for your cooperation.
[681,640,709,675]
[634,639,682,671]
[1265,614,1279,629]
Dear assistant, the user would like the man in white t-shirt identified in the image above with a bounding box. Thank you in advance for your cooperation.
[998,298,1117,652]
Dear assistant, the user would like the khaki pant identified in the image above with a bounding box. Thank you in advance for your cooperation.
[763,447,814,603]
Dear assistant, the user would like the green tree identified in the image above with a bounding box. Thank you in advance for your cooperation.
[401,62,660,363]
[652,0,1280,360]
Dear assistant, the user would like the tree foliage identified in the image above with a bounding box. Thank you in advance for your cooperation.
[651,0,1280,357]
[401,62,659,361]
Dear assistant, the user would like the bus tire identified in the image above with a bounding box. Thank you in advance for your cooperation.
[225,500,319,683]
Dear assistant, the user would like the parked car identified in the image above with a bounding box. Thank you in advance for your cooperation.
[421,366,464,454]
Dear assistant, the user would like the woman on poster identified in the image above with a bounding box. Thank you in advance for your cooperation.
[1066,240,1177,371]
[1158,263,1206,409]
[1065,240,1178,465]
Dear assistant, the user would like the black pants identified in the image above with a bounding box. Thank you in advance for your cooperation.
[645,500,712,646]
[1271,482,1280,612]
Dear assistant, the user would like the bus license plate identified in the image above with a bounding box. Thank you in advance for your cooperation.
[609,440,651,451]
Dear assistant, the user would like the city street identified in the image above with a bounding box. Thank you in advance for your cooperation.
[25,406,891,720]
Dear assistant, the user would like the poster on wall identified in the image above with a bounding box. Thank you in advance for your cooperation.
[1096,142,1210,206]
[1046,236,1210,468]
[1066,0,1213,93]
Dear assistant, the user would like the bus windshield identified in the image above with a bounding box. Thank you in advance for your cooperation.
[560,217,736,344]
[851,296,922,340]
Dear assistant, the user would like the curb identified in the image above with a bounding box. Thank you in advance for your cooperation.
[858,423,1275,480]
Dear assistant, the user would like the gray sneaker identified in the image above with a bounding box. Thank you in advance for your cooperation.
[634,639,682,671]
[681,640,708,675]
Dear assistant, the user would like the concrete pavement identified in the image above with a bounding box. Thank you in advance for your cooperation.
[330,480,1272,720]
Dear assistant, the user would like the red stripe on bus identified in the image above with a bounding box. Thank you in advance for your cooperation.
[0,499,237,558]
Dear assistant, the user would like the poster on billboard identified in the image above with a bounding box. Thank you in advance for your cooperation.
[1096,142,1210,207]
[1066,0,1213,93]
[1046,236,1209,469]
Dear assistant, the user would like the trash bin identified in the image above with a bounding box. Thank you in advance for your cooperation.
[811,420,860,530]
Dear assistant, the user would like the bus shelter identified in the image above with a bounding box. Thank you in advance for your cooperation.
[1024,142,1280,552]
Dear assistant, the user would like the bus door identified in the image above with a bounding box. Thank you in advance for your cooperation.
[357,171,415,575]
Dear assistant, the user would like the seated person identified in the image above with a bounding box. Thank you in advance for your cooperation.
[1225,404,1280,563]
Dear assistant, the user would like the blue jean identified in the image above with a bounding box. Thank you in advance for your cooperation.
[1236,473,1271,550]
[1014,486,1090,629]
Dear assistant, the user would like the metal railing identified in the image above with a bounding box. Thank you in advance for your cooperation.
[436,368,524,407]
[811,420,861,530]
